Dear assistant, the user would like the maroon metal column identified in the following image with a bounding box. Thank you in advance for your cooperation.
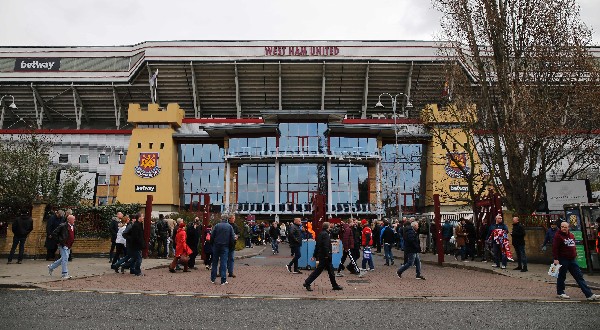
[143,194,153,258]
[200,194,210,260]
[434,194,444,265]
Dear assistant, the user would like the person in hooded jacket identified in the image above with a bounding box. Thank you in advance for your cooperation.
[186,218,201,269]
[7,209,33,264]
[170,221,192,273]
[302,222,343,292]
[336,220,354,276]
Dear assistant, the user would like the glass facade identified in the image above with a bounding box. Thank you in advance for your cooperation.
[237,164,276,204]
[330,137,378,156]
[279,123,327,154]
[381,143,423,214]
[178,144,225,211]
[177,123,425,217]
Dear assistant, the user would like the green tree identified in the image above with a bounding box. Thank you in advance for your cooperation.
[0,134,93,217]
[433,0,600,213]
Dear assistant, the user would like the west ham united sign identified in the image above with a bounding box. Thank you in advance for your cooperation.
[444,152,471,178]
[135,152,161,178]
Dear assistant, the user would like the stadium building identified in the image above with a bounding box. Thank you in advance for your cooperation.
[0,40,505,220]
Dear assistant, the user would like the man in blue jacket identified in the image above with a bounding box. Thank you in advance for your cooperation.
[396,221,426,280]
[211,216,235,285]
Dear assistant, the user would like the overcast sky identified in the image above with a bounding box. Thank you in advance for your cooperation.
[0,0,598,46]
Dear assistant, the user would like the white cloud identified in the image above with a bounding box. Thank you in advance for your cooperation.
[0,0,597,46]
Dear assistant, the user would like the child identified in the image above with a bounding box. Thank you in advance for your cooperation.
[203,225,213,270]
[362,246,374,271]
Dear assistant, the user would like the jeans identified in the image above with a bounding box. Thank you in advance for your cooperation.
[397,252,422,277]
[227,244,235,275]
[111,243,126,265]
[211,245,229,284]
[288,245,301,271]
[514,244,527,268]
[383,243,394,264]
[493,243,507,267]
[419,234,428,252]
[49,245,70,275]
[557,258,593,298]
[454,246,465,260]
[304,256,338,288]
[8,236,27,262]
[109,240,117,260]
[131,249,143,275]
[362,255,374,270]
[156,237,168,257]
[271,239,279,253]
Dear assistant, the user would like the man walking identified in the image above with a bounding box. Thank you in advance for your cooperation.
[302,222,343,291]
[48,214,76,279]
[511,216,527,272]
[269,222,280,254]
[186,217,201,269]
[286,217,303,274]
[227,215,240,278]
[553,222,599,300]
[396,221,426,280]
[211,216,235,285]
[336,220,353,276]
[124,213,146,276]
[7,209,33,264]
[109,212,122,262]
[381,220,395,266]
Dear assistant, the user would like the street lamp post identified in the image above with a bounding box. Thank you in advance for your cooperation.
[0,95,18,130]
[375,93,412,219]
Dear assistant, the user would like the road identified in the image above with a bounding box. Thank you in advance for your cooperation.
[1,288,598,329]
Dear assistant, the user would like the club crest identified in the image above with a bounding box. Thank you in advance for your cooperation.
[135,152,161,178]
[445,152,470,178]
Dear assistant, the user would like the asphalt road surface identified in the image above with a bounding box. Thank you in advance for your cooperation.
[2,289,598,329]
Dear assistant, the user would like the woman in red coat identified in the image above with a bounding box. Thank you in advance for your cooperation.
[169,222,192,273]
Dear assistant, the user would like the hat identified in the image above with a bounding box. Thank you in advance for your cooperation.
[361,219,368,226]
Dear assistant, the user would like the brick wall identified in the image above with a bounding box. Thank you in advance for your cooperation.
[0,203,112,259]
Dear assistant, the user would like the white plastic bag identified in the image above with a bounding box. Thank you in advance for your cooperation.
[548,263,561,278]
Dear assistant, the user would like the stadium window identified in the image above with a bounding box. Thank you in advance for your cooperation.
[58,154,69,163]
[119,152,126,164]
[98,196,108,205]
[79,154,89,164]
[99,154,109,164]
[98,175,107,185]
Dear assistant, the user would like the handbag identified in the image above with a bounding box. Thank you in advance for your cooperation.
[548,263,561,278]
[178,254,190,265]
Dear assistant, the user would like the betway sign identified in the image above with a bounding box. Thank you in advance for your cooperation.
[135,185,156,193]
[14,58,61,71]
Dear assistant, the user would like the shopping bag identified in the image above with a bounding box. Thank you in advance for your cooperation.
[548,263,561,278]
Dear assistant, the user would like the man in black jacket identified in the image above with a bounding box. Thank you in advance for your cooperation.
[286,218,303,274]
[109,212,122,262]
[396,221,426,280]
[373,220,382,253]
[7,209,33,264]
[186,218,201,269]
[511,216,527,272]
[302,222,343,291]
[123,213,145,276]
[381,220,395,266]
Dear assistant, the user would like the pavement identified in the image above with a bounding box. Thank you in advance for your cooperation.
[1,242,599,301]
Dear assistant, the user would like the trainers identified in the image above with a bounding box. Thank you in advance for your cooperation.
[286,265,292,273]
[335,273,344,277]
[501,266,506,269]
[221,281,228,285]
[292,270,303,274]
[586,294,600,301]
[369,268,375,271]
[397,270,402,278]
[491,264,498,268]
[332,286,343,291]
[211,280,215,284]
[61,274,72,280]
[416,275,426,280]
[48,265,53,276]
[557,293,570,299]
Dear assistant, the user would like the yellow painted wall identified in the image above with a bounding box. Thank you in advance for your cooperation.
[422,104,482,207]
[116,104,184,210]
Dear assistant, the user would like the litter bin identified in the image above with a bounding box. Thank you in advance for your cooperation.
[298,239,316,270]
[331,239,343,268]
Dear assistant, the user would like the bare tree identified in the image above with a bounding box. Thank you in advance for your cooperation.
[433,0,600,214]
